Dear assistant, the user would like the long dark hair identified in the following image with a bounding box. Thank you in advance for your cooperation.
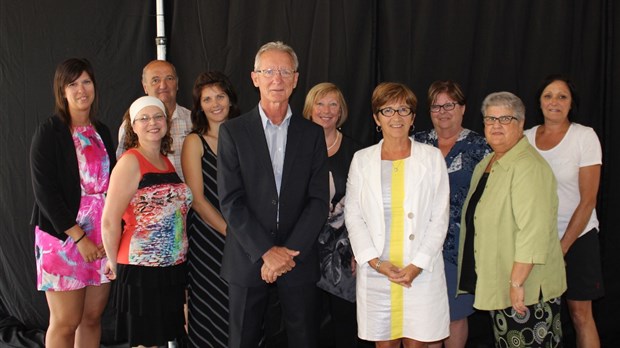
[191,71,240,135]
[535,74,579,122]
[53,58,98,124]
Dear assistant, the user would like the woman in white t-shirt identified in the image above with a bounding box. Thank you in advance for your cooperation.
[525,75,604,348]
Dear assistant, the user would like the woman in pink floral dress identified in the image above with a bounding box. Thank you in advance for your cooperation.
[30,58,116,347]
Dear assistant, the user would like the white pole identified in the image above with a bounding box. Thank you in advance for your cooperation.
[155,0,166,60]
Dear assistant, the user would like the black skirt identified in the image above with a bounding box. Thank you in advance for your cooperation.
[113,262,187,346]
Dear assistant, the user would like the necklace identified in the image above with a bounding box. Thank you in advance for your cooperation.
[327,131,340,151]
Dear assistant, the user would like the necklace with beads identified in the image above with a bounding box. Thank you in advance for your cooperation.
[327,131,341,151]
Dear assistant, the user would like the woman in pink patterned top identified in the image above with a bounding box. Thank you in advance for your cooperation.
[102,96,192,346]
[30,58,116,347]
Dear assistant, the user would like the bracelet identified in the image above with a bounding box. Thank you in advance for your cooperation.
[375,259,383,271]
[74,232,86,244]
[509,280,523,288]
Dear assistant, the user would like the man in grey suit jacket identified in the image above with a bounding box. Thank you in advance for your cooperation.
[217,41,329,348]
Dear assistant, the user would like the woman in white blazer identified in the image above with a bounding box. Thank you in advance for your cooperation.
[345,82,450,348]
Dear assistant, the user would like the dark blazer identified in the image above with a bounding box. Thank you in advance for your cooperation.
[30,115,116,241]
[218,106,329,287]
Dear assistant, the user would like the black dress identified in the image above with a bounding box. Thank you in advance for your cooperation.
[317,134,360,302]
[187,135,228,348]
[317,134,362,348]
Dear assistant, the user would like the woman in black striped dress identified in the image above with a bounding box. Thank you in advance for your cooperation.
[181,71,240,347]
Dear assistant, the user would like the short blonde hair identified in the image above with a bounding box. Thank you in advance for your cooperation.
[302,82,348,127]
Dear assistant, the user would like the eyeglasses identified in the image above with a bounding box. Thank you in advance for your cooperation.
[134,114,166,124]
[483,115,518,125]
[255,68,296,78]
[430,102,459,113]
[377,107,413,117]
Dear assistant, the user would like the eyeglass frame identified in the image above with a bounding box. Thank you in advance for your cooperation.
[482,115,519,125]
[377,106,414,117]
[430,101,460,113]
[254,68,296,78]
[133,114,166,124]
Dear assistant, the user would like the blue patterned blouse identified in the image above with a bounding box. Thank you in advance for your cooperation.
[414,129,490,266]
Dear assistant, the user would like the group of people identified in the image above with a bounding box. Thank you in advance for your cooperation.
[29,40,603,348]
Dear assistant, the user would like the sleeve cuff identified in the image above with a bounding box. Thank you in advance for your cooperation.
[411,253,433,272]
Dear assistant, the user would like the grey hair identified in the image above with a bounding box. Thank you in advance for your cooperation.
[253,41,299,71]
[481,91,525,121]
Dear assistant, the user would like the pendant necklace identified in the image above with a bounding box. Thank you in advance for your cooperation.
[393,159,404,173]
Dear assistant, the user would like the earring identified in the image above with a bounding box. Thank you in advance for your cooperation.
[376,125,382,133]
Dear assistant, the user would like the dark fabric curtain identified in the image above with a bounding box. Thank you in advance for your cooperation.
[0,1,157,346]
[168,0,377,146]
[1,0,618,347]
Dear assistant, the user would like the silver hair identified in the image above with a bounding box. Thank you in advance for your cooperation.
[253,41,299,71]
[481,91,525,121]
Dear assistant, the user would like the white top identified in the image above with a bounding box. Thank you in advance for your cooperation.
[524,123,601,238]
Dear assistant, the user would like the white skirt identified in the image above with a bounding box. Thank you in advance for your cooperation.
[355,258,450,342]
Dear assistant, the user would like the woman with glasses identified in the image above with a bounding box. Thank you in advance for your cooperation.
[458,92,566,347]
[345,82,450,347]
[30,58,115,347]
[525,76,603,348]
[102,96,192,347]
[181,71,240,347]
[414,80,489,348]
[302,82,362,347]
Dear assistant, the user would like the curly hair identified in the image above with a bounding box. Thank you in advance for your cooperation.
[121,106,173,155]
[481,92,525,121]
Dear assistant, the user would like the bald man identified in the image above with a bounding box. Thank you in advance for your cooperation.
[116,60,191,181]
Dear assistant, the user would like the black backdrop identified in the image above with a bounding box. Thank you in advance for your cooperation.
[1,0,618,347]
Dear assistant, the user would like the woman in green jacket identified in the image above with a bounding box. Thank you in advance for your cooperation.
[458,91,566,347]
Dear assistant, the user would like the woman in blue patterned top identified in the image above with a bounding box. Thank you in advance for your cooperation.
[414,80,489,348]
